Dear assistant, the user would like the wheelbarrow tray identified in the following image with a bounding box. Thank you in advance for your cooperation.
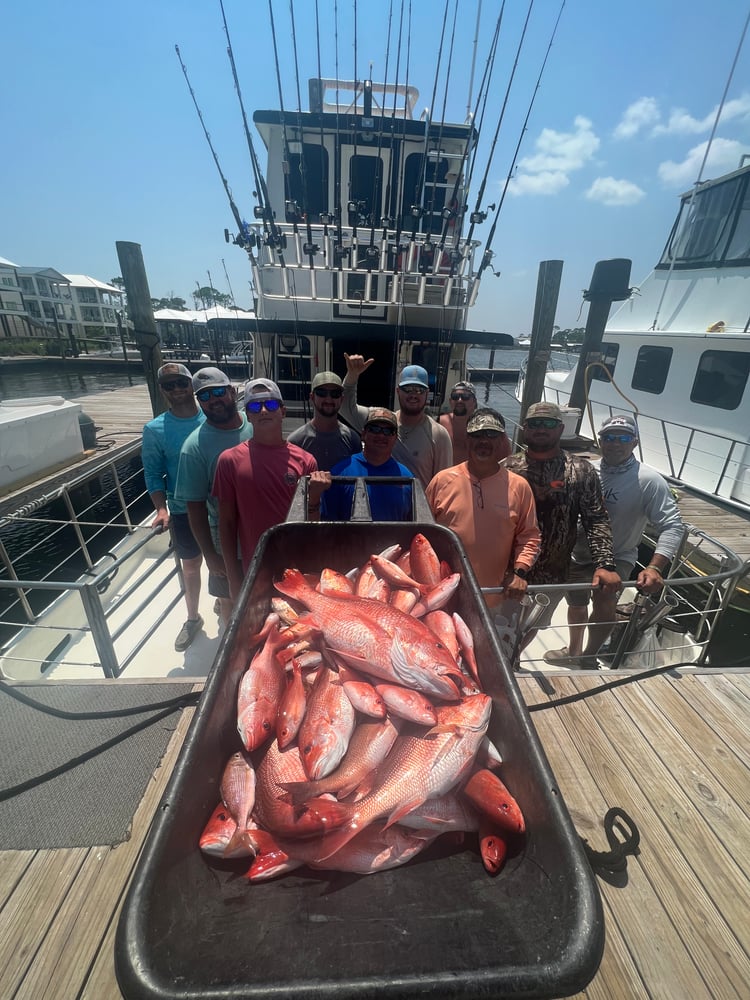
[116,521,603,999]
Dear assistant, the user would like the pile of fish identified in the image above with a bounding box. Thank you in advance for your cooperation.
[200,533,525,880]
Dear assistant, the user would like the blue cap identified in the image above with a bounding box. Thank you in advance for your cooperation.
[398,364,429,388]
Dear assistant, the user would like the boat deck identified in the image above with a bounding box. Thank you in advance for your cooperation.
[1,670,747,999]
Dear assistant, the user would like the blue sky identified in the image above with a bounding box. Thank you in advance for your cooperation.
[3,0,750,338]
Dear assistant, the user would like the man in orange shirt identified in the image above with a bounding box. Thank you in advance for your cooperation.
[426,407,540,606]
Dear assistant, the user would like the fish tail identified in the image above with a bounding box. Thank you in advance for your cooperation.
[277,779,318,805]
[223,827,257,859]
[274,568,312,601]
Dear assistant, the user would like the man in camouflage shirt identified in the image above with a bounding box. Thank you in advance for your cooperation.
[502,402,620,662]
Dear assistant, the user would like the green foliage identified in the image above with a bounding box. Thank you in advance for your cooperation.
[0,338,58,357]
[192,286,233,309]
[551,327,585,346]
[151,296,188,311]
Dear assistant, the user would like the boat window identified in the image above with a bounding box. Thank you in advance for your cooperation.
[631,346,672,394]
[284,144,329,222]
[590,342,619,381]
[659,172,750,268]
[349,154,383,227]
[690,350,750,410]
[401,153,450,233]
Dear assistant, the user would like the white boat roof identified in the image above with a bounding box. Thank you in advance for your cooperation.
[154,306,256,323]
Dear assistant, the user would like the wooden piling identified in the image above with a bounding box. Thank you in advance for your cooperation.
[116,241,164,416]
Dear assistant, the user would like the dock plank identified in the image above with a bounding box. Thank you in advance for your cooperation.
[1,673,748,999]
[561,675,750,998]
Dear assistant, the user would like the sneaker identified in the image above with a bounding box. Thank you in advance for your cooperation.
[175,615,204,652]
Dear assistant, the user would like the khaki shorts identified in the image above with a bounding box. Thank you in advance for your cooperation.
[565,560,634,607]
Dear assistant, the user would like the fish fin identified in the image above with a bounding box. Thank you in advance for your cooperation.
[223,828,257,859]
[385,798,426,829]
[277,779,316,805]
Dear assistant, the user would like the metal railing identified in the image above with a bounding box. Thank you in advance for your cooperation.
[0,443,183,679]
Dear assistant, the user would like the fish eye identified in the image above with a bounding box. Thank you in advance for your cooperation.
[263,720,272,730]
[304,744,312,755]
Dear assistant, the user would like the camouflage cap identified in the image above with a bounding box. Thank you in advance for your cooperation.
[451,380,477,397]
[525,401,563,422]
[466,411,506,434]
[365,406,398,430]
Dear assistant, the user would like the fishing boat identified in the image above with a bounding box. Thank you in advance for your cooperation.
[525,156,750,514]
[179,3,529,416]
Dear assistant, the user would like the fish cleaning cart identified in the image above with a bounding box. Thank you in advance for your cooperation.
[115,487,604,999]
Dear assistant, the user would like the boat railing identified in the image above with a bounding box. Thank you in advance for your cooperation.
[0,442,184,680]
[483,523,746,670]
[251,220,481,308]
[540,388,750,509]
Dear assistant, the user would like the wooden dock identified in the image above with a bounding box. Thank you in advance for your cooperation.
[0,671,747,998]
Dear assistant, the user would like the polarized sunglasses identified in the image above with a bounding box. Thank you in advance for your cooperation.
[600,433,634,443]
[364,424,397,436]
[313,387,343,399]
[196,386,228,402]
[246,397,282,413]
[450,393,473,401]
[469,429,502,439]
[526,417,561,429]
[399,384,427,394]
[159,377,191,391]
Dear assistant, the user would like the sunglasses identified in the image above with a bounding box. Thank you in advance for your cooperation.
[399,384,427,394]
[469,429,502,439]
[600,433,635,444]
[313,387,343,399]
[196,386,228,402]
[246,398,282,413]
[450,393,473,401]
[364,424,397,437]
[160,378,191,391]
[526,417,561,429]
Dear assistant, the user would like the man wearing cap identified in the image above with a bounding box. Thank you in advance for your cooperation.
[439,381,480,464]
[142,363,206,651]
[502,401,621,659]
[339,353,452,487]
[545,413,684,666]
[174,368,253,626]
[317,407,415,521]
[212,378,321,601]
[287,371,361,470]
[426,407,540,604]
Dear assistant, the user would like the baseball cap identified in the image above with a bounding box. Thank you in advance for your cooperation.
[244,378,283,406]
[311,371,343,390]
[364,406,398,430]
[192,367,231,392]
[467,410,506,435]
[599,413,638,436]
[157,362,191,383]
[525,401,563,422]
[398,364,429,388]
[451,380,476,397]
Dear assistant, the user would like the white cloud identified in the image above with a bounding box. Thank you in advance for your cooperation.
[613,98,660,139]
[510,117,599,196]
[658,137,745,186]
[585,177,646,206]
[653,93,750,136]
[509,170,570,196]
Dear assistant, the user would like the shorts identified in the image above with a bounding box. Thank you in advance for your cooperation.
[208,572,230,599]
[565,559,634,607]
[170,512,201,560]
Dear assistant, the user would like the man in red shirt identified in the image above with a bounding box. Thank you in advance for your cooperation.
[213,378,321,602]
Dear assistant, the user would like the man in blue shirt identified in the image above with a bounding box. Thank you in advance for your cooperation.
[141,363,205,651]
[175,367,253,626]
[320,407,414,521]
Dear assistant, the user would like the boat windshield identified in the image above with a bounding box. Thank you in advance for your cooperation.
[659,168,750,268]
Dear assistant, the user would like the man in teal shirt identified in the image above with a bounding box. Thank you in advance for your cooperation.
[175,367,252,625]
[142,363,205,651]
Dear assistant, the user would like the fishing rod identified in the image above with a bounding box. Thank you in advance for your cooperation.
[288,0,321,299]
[464,0,535,254]
[174,44,254,257]
[474,0,566,289]
[217,0,287,271]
